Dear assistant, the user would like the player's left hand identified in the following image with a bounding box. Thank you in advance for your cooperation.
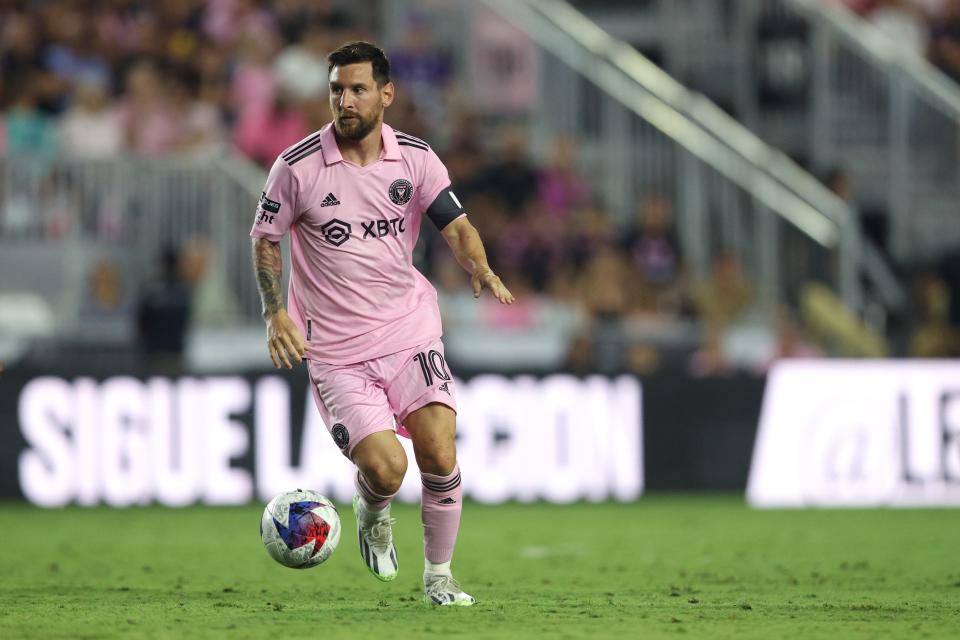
[472,268,515,304]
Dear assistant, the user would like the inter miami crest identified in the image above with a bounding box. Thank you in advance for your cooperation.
[388,178,414,205]
[332,423,350,449]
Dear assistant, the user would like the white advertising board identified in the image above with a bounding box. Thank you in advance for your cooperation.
[748,360,960,507]
[17,374,642,507]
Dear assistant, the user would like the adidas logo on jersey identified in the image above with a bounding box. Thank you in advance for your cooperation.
[320,192,341,207]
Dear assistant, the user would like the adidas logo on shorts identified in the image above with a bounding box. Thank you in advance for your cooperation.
[321,192,341,207]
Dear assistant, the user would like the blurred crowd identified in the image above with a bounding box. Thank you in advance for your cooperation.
[0,0,758,375]
[833,0,960,81]
[422,128,794,376]
[0,0,378,162]
[1,0,957,375]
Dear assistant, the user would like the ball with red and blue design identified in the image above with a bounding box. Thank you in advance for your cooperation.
[261,489,341,569]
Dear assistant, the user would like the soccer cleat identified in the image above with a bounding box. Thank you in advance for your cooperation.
[423,572,476,606]
[352,495,399,581]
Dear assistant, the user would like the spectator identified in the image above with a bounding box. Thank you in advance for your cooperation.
[59,79,123,159]
[503,203,566,292]
[274,22,332,102]
[758,305,822,372]
[228,33,279,120]
[79,258,133,341]
[621,192,686,317]
[384,92,430,142]
[929,0,960,81]
[576,246,634,321]
[5,74,57,170]
[565,201,617,269]
[909,267,958,356]
[137,246,192,371]
[119,60,180,156]
[203,0,279,48]
[233,91,310,168]
[0,12,45,106]
[194,43,232,100]
[538,136,589,221]
[941,250,960,329]
[571,247,637,373]
[155,0,205,67]
[42,12,111,93]
[273,0,354,43]
[693,251,754,329]
[446,107,484,154]
[903,253,960,357]
[442,137,485,198]
[179,234,242,325]
[389,14,453,118]
[475,127,540,214]
[168,73,225,156]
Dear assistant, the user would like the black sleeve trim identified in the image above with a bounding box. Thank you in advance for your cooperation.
[425,186,466,230]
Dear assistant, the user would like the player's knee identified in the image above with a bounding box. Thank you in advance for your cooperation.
[364,452,407,495]
[417,447,457,477]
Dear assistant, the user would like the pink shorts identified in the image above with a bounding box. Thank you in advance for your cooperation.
[307,338,458,458]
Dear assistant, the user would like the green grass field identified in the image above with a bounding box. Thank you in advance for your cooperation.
[1,496,958,639]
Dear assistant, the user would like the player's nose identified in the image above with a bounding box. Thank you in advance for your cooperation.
[338,93,355,111]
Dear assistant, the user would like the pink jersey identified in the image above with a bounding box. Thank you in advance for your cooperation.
[250,122,464,364]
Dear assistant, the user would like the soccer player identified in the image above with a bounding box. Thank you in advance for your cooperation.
[249,42,513,606]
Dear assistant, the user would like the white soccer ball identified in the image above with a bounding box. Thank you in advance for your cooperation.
[261,489,341,569]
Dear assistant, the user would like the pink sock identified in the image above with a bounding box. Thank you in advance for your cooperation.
[420,465,463,565]
[355,470,396,512]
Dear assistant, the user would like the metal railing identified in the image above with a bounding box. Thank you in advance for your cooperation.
[0,153,266,335]
[646,0,960,262]
[474,0,881,313]
[784,0,960,261]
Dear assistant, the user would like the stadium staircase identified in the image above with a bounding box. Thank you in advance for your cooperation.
[572,0,960,265]
[472,0,903,342]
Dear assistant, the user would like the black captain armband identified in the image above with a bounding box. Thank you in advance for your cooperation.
[426,187,466,230]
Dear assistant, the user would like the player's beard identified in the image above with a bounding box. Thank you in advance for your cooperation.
[334,106,381,141]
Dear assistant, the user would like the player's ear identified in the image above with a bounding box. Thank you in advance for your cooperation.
[380,81,395,108]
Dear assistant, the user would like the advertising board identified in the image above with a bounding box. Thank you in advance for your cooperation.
[7,372,643,507]
[748,361,960,507]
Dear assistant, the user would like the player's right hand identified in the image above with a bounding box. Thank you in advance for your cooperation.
[264,309,306,369]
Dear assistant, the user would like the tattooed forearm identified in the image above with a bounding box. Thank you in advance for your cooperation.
[253,238,284,318]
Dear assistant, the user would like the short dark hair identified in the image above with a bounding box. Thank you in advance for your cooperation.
[327,41,391,87]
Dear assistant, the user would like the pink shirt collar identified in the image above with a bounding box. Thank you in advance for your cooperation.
[320,122,402,166]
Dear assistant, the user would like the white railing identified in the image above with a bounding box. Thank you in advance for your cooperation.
[479,0,874,312]
[775,0,960,260]
[790,0,960,113]
[0,153,267,335]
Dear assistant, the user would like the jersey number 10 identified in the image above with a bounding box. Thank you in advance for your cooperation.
[413,350,451,388]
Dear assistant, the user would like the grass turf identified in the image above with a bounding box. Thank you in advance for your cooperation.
[0,496,958,639]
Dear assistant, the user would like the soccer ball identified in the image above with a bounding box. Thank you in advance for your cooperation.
[261,489,341,569]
